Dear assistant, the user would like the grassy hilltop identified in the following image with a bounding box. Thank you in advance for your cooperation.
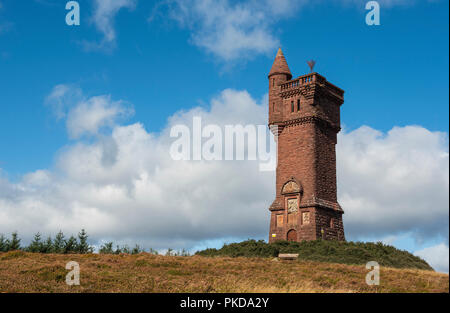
[196,240,433,271]
[0,240,447,293]
[0,250,448,293]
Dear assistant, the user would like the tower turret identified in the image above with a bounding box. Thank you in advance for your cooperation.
[268,48,292,126]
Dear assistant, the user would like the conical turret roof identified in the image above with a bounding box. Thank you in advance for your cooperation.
[268,48,292,79]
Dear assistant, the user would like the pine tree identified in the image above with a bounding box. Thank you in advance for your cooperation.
[28,233,43,253]
[8,232,21,251]
[77,229,92,254]
[53,231,65,254]
[42,236,53,253]
[99,242,114,254]
[0,234,7,252]
[64,235,78,254]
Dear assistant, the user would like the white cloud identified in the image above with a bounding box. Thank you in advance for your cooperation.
[415,243,449,273]
[0,88,273,249]
[83,0,136,51]
[154,0,424,61]
[46,84,133,139]
[66,95,133,139]
[157,0,306,61]
[0,87,448,253]
[45,84,81,119]
[337,125,449,240]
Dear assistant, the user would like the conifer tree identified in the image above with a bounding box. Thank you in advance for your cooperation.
[42,236,53,253]
[99,242,114,254]
[0,234,7,252]
[77,229,92,254]
[8,232,21,251]
[28,233,43,252]
[64,235,78,254]
[52,231,65,254]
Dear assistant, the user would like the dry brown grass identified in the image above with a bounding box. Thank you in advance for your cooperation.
[0,251,447,293]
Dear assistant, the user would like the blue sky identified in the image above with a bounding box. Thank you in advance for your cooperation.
[0,0,448,175]
[0,1,448,271]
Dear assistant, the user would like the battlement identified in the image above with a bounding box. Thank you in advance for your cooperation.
[280,73,344,102]
[280,72,318,90]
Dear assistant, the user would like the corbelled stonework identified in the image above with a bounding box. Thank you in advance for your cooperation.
[267,49,345,242]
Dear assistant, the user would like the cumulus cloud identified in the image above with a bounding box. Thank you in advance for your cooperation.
[83,0,136,51]
[46,84,133,139]
[66,96,133,139]
[45,84,82,119]
[0,88,273,249]
[154,0,306,61]
[0,87,448,253]
[337,125,449,241]
[415,243,449,273]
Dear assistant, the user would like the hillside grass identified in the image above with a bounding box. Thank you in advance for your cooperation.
[0,251,447,293]
[196,240,433,271]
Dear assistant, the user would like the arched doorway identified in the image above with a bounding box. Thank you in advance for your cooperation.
[287,229,297,241]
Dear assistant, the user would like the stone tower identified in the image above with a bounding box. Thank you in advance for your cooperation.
[268,48,345,243]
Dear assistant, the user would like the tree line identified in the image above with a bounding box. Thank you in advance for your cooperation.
[0,230,160,255]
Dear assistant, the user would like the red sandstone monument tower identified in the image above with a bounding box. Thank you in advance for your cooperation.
[268,48,345,243]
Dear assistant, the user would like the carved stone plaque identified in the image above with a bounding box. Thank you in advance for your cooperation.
[287,198,298,213]
[282,181,300,194]
[302,212,310,225]
[276,215,284,227]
